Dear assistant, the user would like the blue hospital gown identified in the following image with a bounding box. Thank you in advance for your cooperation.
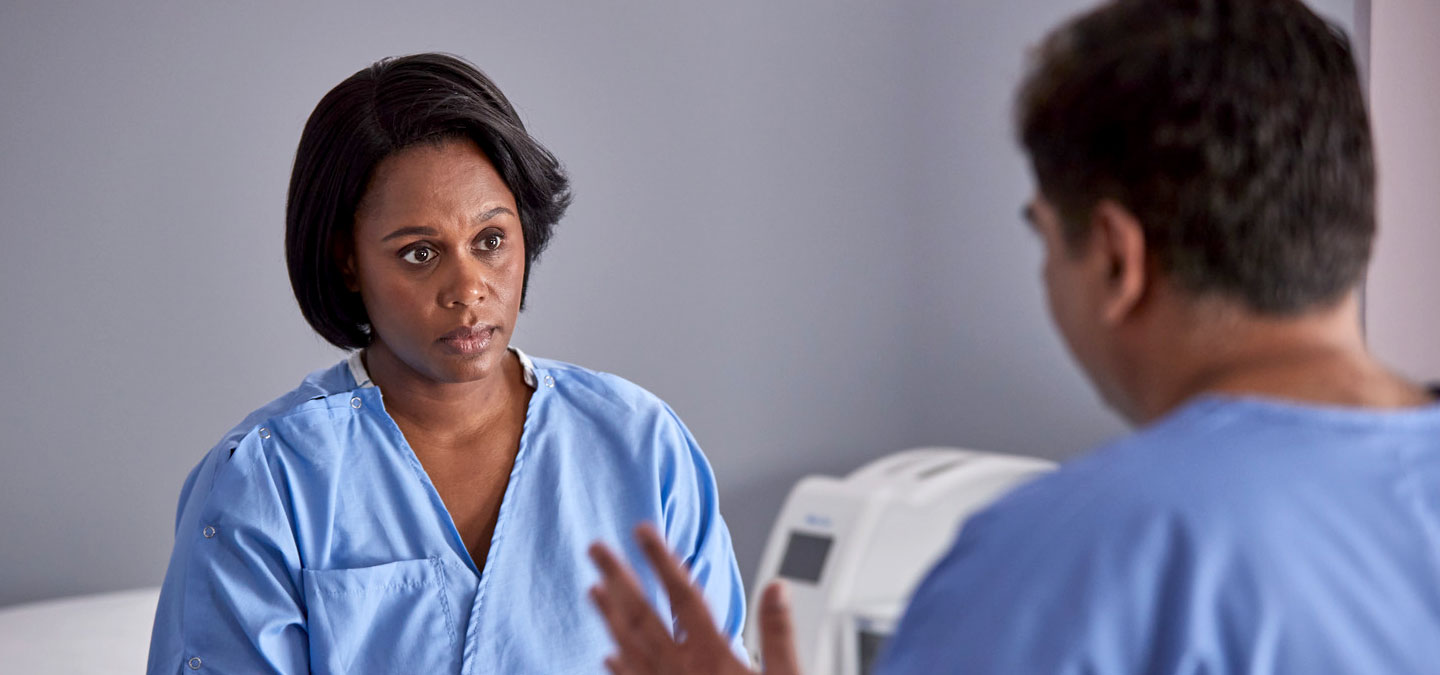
[878,394,1440,674]
[147,349,746,674]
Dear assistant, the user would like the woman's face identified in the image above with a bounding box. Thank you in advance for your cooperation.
[347,137,525,385]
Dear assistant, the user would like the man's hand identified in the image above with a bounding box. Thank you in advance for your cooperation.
[588,523,802,675]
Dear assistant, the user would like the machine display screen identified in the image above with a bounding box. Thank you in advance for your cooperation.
[777,531,833,583]
[857,629,890,675]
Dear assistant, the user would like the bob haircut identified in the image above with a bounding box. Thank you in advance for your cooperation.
[286,52,572,350]
[1016,0,1374,315]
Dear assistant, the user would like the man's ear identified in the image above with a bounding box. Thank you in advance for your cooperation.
[1089,199,1147,325]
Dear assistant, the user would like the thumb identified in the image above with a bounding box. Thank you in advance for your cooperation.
[758,581,802,675]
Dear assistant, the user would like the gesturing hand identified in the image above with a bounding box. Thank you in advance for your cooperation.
[588,523,803,675]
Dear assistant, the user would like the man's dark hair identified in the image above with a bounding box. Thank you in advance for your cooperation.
[1017,0,1374,314]
[286,52,572,350]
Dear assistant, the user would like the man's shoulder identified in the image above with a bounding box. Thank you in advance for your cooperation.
[1034,394,1440,519]
[947,395,1328,576]
[987,398,1240,520]
[878,399,1283,671]
[944,391,1440,599]
[885,396,1440,672]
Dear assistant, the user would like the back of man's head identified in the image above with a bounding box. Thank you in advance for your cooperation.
[1017,0,1373,316]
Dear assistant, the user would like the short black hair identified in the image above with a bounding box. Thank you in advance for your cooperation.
[286,52,572,350]
[1017,0,1374,315]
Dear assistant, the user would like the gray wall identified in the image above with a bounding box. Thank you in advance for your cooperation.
[1366,0,1440,382]
[0,0,1357,608]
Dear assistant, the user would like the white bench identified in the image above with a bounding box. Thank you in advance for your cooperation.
[0,587,159,674]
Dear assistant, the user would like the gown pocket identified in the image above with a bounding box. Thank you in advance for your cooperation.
[302,558,460,675]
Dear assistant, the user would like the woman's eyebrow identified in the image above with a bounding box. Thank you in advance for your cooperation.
[381,225,438,242]
[379,208,515,242]
[475,206,516,223]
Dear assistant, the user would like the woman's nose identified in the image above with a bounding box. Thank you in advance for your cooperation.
[440,258,487,308]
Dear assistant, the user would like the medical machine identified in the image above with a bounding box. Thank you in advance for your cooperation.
[746,448,1055,675]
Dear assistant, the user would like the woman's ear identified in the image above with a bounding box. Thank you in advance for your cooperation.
[337,240,360,293]
[1089,199,1148,325]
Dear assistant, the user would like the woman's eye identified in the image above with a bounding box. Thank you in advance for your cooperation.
[478,234,503,251]
[400,246,436,264]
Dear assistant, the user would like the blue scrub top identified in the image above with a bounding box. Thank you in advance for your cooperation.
[878,394,1440,674]
[147,349,746,674]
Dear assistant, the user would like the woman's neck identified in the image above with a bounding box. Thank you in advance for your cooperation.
[361,342,527,445]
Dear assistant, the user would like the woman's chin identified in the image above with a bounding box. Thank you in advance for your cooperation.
[428,347,506,384]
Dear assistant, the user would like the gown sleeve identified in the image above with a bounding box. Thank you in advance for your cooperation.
[147,427,309,674]
[653,402,749,658]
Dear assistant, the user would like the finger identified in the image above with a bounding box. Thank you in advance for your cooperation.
[604,654,642,675]
[589,585,663,670]
[634,523,725,643]
[590,541,673,634]
[589,543,682,662]
[590,540,649,598]
[590,586,665,668]
[758,581,802,675]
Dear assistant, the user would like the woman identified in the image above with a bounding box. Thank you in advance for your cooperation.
[147,53,745,674]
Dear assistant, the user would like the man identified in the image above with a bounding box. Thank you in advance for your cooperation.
[587,0,1440,672]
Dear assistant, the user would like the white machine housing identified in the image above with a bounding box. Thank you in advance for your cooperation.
[745,448,1055,675]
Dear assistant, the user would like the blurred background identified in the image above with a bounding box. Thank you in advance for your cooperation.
[1,0,1433,609]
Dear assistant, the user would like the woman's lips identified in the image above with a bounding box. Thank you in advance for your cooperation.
[438,325,495,355]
